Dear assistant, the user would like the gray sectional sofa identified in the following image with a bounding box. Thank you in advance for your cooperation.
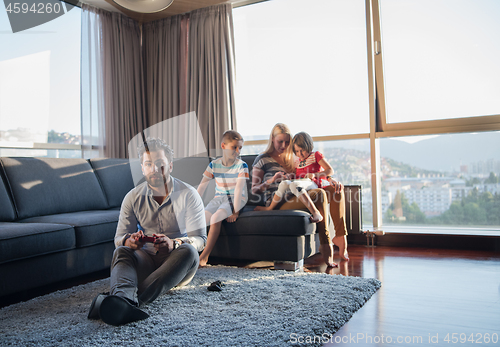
[0,155,360,298]
[0,158,132,298]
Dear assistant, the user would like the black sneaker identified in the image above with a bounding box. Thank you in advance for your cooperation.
[99,295,149,326]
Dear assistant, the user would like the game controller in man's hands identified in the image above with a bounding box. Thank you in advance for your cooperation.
[139,235,159,243]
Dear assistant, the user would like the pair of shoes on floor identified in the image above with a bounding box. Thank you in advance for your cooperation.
[88,293,149,326]
[207,280,224,291]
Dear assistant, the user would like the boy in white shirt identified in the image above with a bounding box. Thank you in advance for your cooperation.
[197,130,249,266]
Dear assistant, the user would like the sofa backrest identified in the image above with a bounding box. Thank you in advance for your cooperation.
[0,157,108,219]
[240,154,257,173]
[171,156,215,204]
[240,154,264,206]
[171,156,210,187]
[0,170,16,222]
[89,158,135,209]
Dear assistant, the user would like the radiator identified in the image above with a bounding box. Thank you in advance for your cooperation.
[344,185,362,234]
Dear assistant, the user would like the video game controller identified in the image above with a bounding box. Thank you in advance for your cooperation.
[208,280,224,292]
[139,235,158,243]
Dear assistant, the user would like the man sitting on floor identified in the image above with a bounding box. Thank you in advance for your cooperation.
[88,137,206,326]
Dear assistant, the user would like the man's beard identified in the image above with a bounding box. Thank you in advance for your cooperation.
[146,173,167,188]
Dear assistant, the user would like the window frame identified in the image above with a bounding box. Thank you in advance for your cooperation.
[234,0,500,234]
[371,0,500,135]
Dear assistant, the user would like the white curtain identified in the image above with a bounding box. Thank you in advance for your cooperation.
[81,5,105,158]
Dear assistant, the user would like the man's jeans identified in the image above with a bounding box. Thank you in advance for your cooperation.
[110,244,199,305]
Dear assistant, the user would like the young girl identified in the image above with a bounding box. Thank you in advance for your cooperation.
[255,132,336,224]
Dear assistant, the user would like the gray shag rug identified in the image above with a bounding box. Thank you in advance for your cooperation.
[0,266,380,347]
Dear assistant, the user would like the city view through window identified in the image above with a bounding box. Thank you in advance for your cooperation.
[243,132,500,231]
[376,133,499,231]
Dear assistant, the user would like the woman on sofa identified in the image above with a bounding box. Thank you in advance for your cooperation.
[251,123,349,267]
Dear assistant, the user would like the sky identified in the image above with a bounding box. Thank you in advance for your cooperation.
[0,4,81,136]
[233,0,370,140]
[380,0,500,123]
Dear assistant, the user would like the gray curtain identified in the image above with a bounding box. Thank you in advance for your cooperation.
[81,5,146,159]
[82,4,235,159]
[143,15,188,126]
[142,4,237,158]
[187,4,237,157]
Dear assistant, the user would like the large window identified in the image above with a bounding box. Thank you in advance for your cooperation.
[0,3,81,158]
[233,0,370,140]
[379,0,500,125]
[380,132,500,232]
[234,0,500,235]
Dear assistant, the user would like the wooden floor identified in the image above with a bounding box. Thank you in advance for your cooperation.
[2,244,500,347]
[307,245,500,346]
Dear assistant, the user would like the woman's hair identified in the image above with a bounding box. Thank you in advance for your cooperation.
[263,123,295,172]
[263,123,291,155]
[291,132,314,154]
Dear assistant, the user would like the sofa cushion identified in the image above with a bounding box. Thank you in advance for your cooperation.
[20,210,120,247]
[0,158,109,219]
[89,158,135,209]
[0,173,16,222]
[221,208,316,237]
[0,222,75,264]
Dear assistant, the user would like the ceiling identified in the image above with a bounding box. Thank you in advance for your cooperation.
[79,0,260,23]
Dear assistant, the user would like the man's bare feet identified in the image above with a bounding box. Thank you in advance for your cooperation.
[309,211,323,223]
[319,243,337,268]
[332,235,349,261]
[253,206,271,211]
